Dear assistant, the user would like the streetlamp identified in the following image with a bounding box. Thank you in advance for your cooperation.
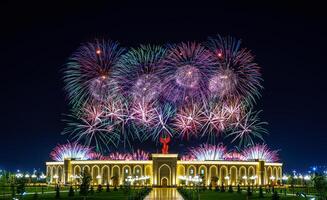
[242,175,247,186]
[224,176,230,186]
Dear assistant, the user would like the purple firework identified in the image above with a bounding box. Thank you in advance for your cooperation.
[206,35,262,104]
[160,42,216,104]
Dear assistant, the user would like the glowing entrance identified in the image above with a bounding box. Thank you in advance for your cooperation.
[161,177,168,187]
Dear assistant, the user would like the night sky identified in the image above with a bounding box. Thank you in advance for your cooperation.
[1,2,326,173]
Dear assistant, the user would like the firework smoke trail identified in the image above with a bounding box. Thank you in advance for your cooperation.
[206,35,262,104]
[160,42,216,104]
[188,144,227,161]
[242,144,279,162]
[64,40,125,108]
[174,103,203,139]
[228,110,267,147]
[50,142,93,161]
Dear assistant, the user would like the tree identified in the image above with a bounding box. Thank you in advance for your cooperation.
[272,191,280,200]
[313,174,327,199]
[79,170,92,196]
[221,183,225,192]
[90,185,94,195]
[106,184,110,192]
[259,186,264,198]
[228,185,233,193]
[237,184,241,193]
[55,184,60,199]
[68,185,74,197]
[247,186,252,196]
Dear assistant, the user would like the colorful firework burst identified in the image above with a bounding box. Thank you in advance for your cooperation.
[50,142,93,161]
[115,45,166,103]
[64,40,125,108]
[62,35,269,151]
[160,42,216,104]
[206,35,262,104]
[242,144,279,162]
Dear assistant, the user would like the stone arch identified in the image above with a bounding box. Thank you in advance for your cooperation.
[133,165,142,177]
[51,167,56,183]
[230,166,238,185]
[198,165,207,185]
[159,164,171,186]
[239,166,247,185]
[101,165,110,185]
[57,166,63,183]
[177,165,185,185]
[267,166,272,183]
[74,165,81,176]
[220,165,228,185]
[83,165,90,174]
[46,166,51,177]
[91,165,100,185]
[278,167,282,178]
[144,165,152,185]
[122,165,132,184]
[273,167,278,179]
[209,165,218,186]
[248,166,256,185]
[111,165,120,186]
[187,165,196,176]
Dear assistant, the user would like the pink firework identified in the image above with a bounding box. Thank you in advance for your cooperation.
[83,103,104,124]
[188,144,227,161]
[174,104,203,139]
[180,154,196,161]
[242,144,279,162]
[88,152,106,160]
[107,152,129,160]
[223,151,246,161]
[50,142,93,161]
[130,149,150,160]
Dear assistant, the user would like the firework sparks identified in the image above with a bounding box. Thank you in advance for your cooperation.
[50,142,93,161]
[174,103,203,139]
[64,40,125,108]
[206,35,262,103]
[228,110,267,147]
[242,144,279,162]
[188,144,227,161]
[160,42,216,104]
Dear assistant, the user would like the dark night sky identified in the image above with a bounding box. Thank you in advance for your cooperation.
[0,2,326,173]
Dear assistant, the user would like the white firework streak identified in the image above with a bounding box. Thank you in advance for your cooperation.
[229,110,267,147]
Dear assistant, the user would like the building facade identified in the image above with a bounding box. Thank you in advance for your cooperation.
[46,153,282,186]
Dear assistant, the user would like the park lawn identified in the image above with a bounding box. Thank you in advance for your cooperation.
[2,190,142,200]
[195,191,306,200]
